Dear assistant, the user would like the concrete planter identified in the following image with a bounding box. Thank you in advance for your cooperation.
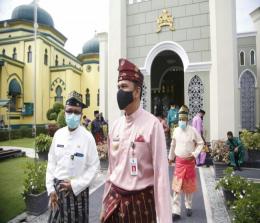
[25,191,49,216]
[247,149,260,163]
[213,161,228,179]
[37,151,48,161]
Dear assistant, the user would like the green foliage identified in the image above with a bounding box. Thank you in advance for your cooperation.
[35,134,52,153]
[240,130,260,150]
[19,126,33,138]
[231,184,260,223]
[0,129,9,141]
[57,110,66,128]
[216,167,260,223]
[46,108,55,120]
[216,168,250,195]
[53,103,64,114]
[22,161,47,198]
[46,103,64,122]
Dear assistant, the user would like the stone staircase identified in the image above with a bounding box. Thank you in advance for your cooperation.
[0,148,25,160]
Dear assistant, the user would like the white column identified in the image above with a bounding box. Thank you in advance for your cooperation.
[209,0,239,140]
[107,0,127,124]
[250,7,260,128]
[97,32,108,120]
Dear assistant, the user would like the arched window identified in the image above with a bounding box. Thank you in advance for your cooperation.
[55,55,59,66]
[27,45,32,63]
[63,59,65,65]
[12,48,17,60]
[250,50,255,65]
[8,79,22,112]
[44,49,48,65]
[55,86,63,103]
[85,88,90,108]
[240,70,256,130]
[188,75,204,119]
[240,51,245,66]
[2,49,5,55]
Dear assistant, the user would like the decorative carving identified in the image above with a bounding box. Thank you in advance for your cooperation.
[51,78,66,91]
[188,75,204,119]
[156,9,175,33]
[240,71,256,130]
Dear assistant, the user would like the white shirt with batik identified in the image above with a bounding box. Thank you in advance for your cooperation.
[46,126,100,196]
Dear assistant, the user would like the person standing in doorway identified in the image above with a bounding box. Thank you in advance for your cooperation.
[192,109,206,166]
[167,101,179,139]
[100,58,172,223]
[168,105,204,221]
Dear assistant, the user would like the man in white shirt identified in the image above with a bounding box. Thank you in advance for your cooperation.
[46,91,100,223]
[168,105,203,221]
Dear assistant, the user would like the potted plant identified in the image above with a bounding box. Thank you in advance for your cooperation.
[22,161,49,216]
[216,167,250,206]
[211,140,230,179]
[240,130,260,163]
[35,134,52,161]
[97,142,108,169]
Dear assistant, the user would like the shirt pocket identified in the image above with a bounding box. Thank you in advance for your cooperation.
[73,152,85,171]
[134,142,150,160]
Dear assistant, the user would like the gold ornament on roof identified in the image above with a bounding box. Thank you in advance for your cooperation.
[156,9,175,33]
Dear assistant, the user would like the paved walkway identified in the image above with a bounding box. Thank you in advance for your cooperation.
[9,165,232,223]
[4,146,234,223]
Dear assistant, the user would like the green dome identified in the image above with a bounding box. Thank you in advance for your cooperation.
[82,37,99,54]
[11,3,54,27]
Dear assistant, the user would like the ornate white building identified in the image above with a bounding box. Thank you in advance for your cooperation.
[98,0,260,140]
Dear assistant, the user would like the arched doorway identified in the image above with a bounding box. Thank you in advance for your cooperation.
[240,70,256,130]
[151,50,184,116]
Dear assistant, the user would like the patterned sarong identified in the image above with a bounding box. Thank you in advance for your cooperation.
[48,179,89,223]
[172,157,196,193]
[103,184,157,223]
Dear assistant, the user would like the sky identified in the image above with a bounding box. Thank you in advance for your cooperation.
[0,0,259,56]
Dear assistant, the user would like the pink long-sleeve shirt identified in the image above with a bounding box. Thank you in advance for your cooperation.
[102,107,172,223]
[192,114,203,135]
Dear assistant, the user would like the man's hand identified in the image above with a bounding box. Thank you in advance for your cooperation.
[50,191,58,209]
[168,159,174,165]
[59,180,72,193]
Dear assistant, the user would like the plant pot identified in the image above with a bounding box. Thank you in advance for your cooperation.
[100,159,108,170]
[213,161,228,179]
[247,149,260,163]
[25,191,49,216]
[223,188,236,205]
[37,151,48,161]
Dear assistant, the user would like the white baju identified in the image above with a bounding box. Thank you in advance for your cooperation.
[46,125,100,196]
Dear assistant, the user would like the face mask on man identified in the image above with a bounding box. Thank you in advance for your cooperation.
[178,120,187,129]
[117,89,134,110]
[65,113,81,129]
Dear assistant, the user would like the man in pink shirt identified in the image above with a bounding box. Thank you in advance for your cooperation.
[100,58,172,223]
[192,109,206,166]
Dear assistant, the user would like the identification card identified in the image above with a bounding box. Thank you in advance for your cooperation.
[130,158,138,176]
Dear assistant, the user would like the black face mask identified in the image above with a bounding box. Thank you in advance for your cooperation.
[117,89,134,110]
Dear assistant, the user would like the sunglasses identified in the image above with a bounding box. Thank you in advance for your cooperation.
[65,110,82,115]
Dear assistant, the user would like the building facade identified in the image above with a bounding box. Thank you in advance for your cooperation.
[106,0,260,140]
[0,3,102,128]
